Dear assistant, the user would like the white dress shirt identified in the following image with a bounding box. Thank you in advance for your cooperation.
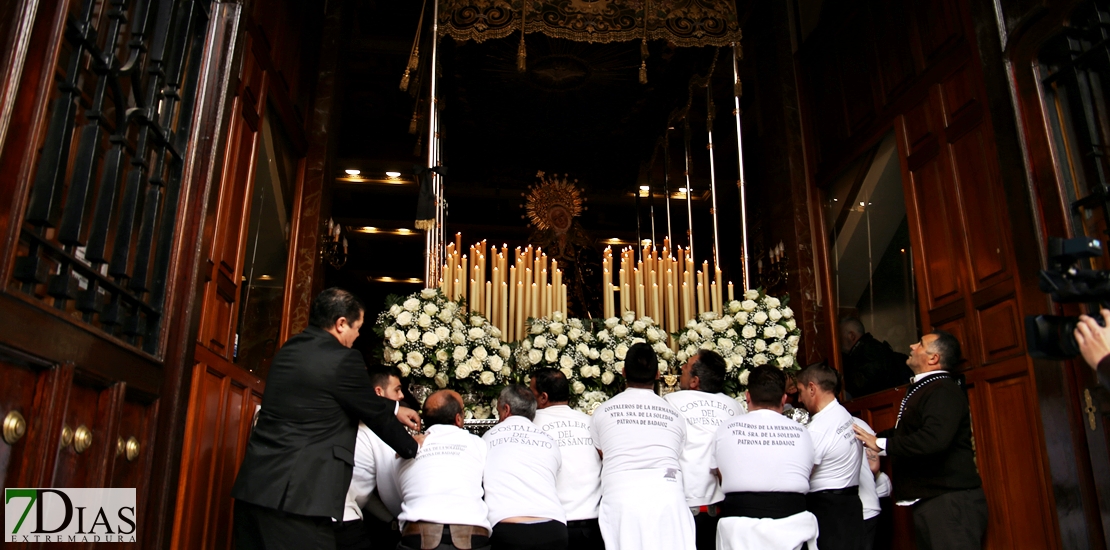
[665,390,740,506]
[342,423,378,521]
[533,405,603,520]
[590,388,687,477]
[807,400,862,492]
[851,417,883,520]
[396,424,490,529]
[713,409,815,494]
[483,415,565,526]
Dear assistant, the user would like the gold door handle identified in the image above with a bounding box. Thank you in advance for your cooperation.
[73,425,92,454]
[3,411,26,445]
[61,424,73,448]
[125,436,140,462]
[1085,389,1097,431]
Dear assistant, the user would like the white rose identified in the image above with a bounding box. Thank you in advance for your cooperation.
[736,312,749,325]
[724,357,734,369]
[612,325,629,338]
[422,364,437,378]
[559,355,575,370]
[479,371,496,385]
[434,373,449,388]
[406,328,420,341]
[467,357,482,371]
[549,322,564,335]
[622,311,635,323]
[734,346,747,358]
[589,348,600,360]
[398,364,411,377]
[468,327,485,341]
[786,319,797,330]
[728,301,742,313]
[768,308,782,321]
[434,326,450,340]
[741,325,757,339]
[556,334,569,348]
[388,331,406,348]
[653,342,668,354]
[396,311,413,326]
[597,330,610,343]
[615,344,629,360]
[710,319,730,332]
[783,306,794,319]
[534,335,548,348]
[753,311,769,325]
[500,345,511,358]
[438,311,453,323]
[602,371,615,384]
[789,345,799,357]
[572,381,586,394]
[576,342,590,355]
[435,349,449,362]
[453,346,468,362]
[600,349,615,363]
[491,326,502,339]
[452,319,465,330]
[455,365,471,379]
[444,301,457,312]
[718,338,734,351]
[778,356,794,369]
[752,353,768,366]
[764,296,781,308]
[545,348,559,362]
[698,326,714,339]
[662,348,675,360]
[646,328,661,342]
[614,361,624,373]
[632,320,646,332]
[558,367,573,380]
[470,316,484,327]
[569,328,583,341]
[488,355,503,371]
[685,345,697,357]
[702,311,718,321]
[579,366,594,378]
[406,351,424,367]
[769,342,785,356]
[451,331,466,344]
[501,365,513,377]
[604,317,619,329]
[473,346,488,361]
[775,326,788,338]
[700,341,716,351]
[726,328,738,337]
[384,326,396,338]
[389,304,402,316]
[420,288,437,299]
[739,369,751,385]
[403,298,420,311]
[531,322,545,334]
[744,289,760,300]
[422,332,439,347]
[741,300,757,311]
[764,327,777,339]
[423,303,438,314]
[755,339,767,352]
[688,329,702,342]
[788,334,800,346]
[528,349,543,365]
[414,313,431,327]
[659,360,669,373]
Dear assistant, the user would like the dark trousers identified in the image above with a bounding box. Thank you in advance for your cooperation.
[912,487,988,550]
[566,518,604,550]
[334,519,371,550]
[692,510,719,550]
[234,500,335,550]
[490,521,568,550]
[365,516,402,549]
[806,489,863,550]
[861,516,878,550]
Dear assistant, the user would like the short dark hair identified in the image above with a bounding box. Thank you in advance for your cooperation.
[309,287,364,329]
[423,392,463,427]
[624,342,659,384]
[533,368,569,403]
[367,364,402,390]
[499,384,537,420]
[691,350,726,393]
[796,362,839,393]
[929,330,961,370]
[840,317,864,335]
[747,366,787,407]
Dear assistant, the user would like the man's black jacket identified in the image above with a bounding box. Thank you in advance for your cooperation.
[231,326,418,519]
[878,373,982,501]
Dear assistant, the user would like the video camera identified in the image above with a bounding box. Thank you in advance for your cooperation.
[1026,236,1110,359]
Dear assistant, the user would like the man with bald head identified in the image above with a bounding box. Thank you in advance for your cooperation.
[397,390,491,550]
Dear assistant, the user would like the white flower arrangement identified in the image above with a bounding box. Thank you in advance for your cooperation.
[674,289,800,397]
[516,312,598,384]
[448,313,512,388]
[575,390,611,415]
[596,310,672,383]
[375,288,460,385]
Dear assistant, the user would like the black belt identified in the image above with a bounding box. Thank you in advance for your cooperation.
[808,486,858,496]
[718,492,807,520]
[566,518,599,529]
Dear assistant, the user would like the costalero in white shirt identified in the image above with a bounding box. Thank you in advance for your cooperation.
[665,390,740,506]
[396,424,490,530]
[713,409,815,494]
[343,422,404,522]
[533,405,603,521]
[807,400,862,492]
[851,417,891,520]
[589,388,686,477]
[482,415,566,526]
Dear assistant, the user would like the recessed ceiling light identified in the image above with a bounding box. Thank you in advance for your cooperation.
[345,169,361,176]
[639,185,650,191]
[386,171,402,178]
[258,274,273,280]
[679,187,688,193]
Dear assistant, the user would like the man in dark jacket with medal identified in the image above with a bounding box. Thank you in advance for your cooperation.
[853,330,987,550]
[232,288,424,549]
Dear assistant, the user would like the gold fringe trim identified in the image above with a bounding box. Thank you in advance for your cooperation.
[415,219,436,230]
[400,69,411,91]
[517,36,527,72]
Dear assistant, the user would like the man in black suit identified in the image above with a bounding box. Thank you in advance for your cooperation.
[232,287,423,550]
[853,330,987,550]
[839,317,912,398]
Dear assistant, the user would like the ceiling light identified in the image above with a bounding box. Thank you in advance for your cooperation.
[386,171,402,178]
[258,274,273,281]
[397,228,413,234]
[359,226,378,233]
[641,239,652,246]
[345,169,361,176]
[639,185,650,191]
[859,201,865,206]
[679,187,688,193]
